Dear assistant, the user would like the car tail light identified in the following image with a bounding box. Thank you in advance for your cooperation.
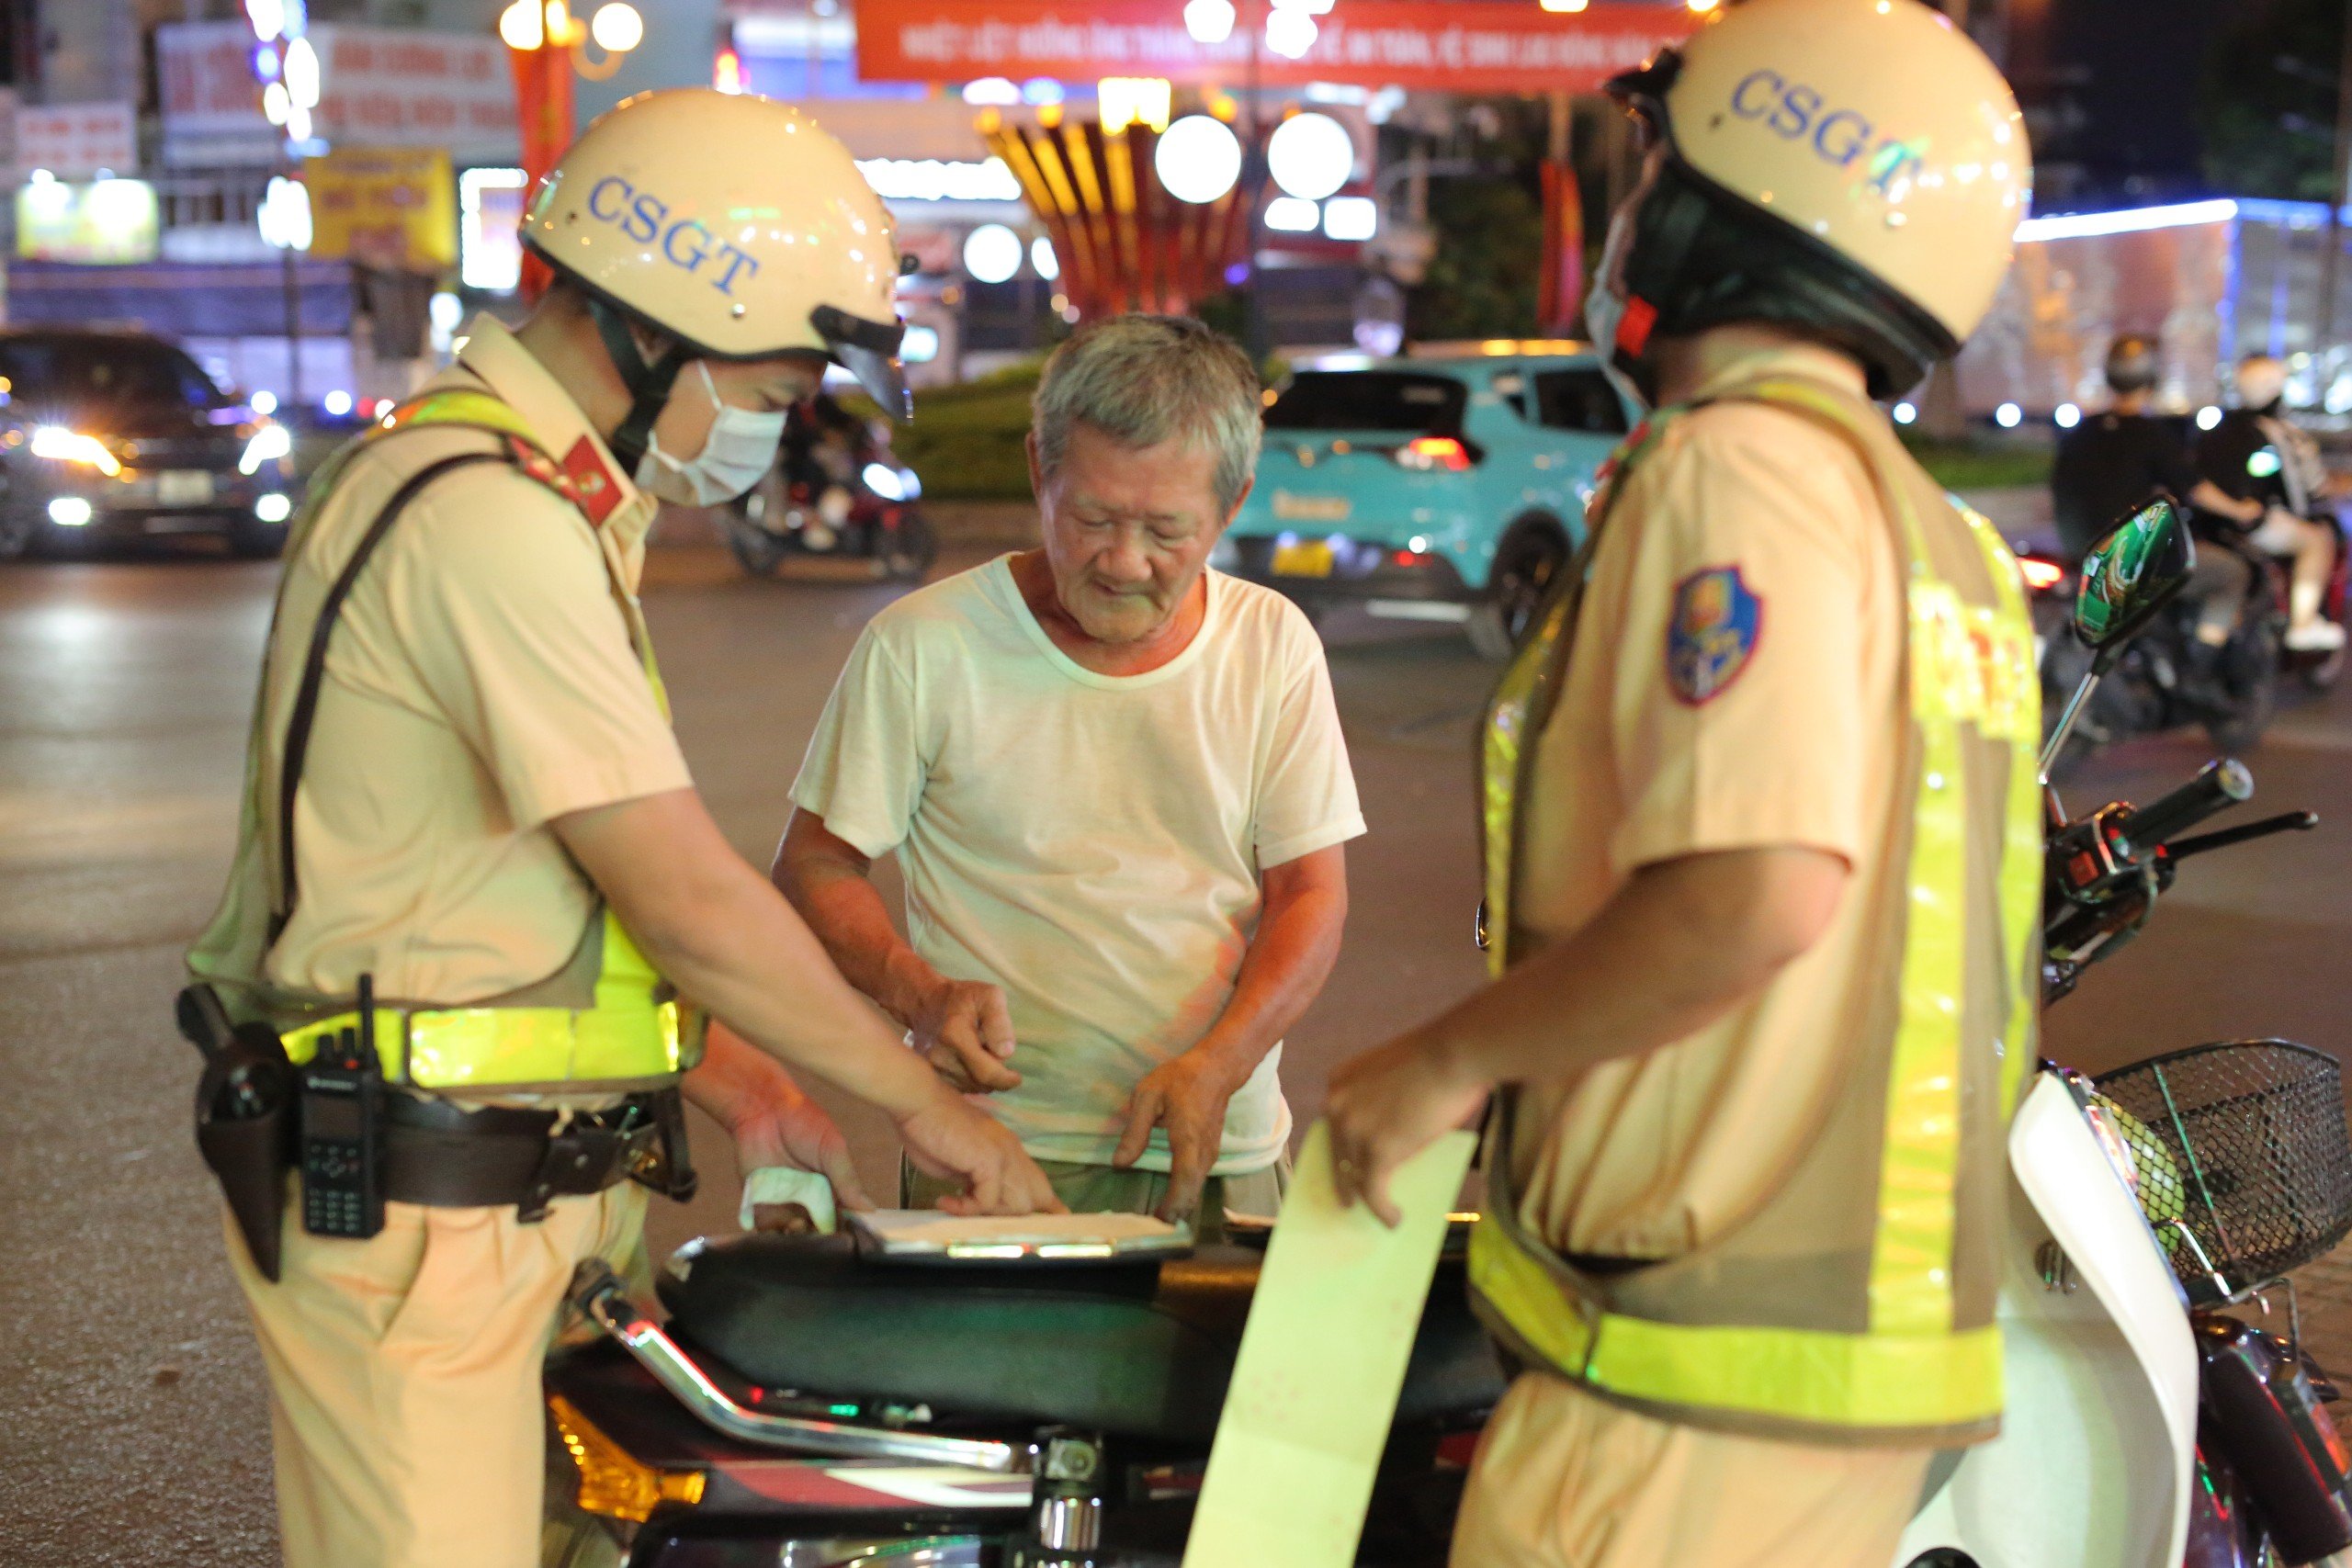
[1396,435,1473,472]
[2018,556,2066,592]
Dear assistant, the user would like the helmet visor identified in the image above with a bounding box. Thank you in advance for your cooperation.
[813,304,911,419]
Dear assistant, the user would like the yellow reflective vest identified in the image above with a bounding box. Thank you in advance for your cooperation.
[1468,374,2041,1445]
[191,389,696,1092]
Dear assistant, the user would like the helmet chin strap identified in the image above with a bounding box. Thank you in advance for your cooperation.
[589,298,689,473]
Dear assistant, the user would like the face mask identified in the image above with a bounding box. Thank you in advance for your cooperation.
[634,362,790,505]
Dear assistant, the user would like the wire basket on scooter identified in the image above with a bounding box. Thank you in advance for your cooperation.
[2094,1041,2352,1304]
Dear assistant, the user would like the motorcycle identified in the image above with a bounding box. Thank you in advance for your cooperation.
[542,498,2349,1568]
[2022,525,2283,768]
[721,395,938,584]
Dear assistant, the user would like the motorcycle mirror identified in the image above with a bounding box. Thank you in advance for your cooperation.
[2075,496,2196,659]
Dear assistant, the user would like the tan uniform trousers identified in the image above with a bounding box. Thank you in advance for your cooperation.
[1451,1374,1931,1568]
[224,1180,649,1568]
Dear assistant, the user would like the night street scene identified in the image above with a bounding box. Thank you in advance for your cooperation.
[11,0,2352,1564]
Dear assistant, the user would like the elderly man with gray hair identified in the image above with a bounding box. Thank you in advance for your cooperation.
[778,314,1363,1230]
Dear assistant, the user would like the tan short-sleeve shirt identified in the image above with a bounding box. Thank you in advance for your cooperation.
[1507,339,1910,1261]
[187,316,689,1010]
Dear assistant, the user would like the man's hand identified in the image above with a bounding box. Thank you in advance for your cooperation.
[898,1092,1067,1215]
[1111,1048,1249,1223]
[891,964,1022,1094]
[724,1081,878,1213]
[1325,1034,1491,1228]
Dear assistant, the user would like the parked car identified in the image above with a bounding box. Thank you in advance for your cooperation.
[1219,344,1635,658]
[0,327,299,560]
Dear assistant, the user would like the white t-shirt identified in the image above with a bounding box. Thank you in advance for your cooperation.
[791,556,1366,1172]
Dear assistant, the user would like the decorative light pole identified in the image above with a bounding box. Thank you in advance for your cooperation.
[497,1,643,297]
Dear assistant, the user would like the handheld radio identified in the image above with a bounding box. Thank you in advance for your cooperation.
[298,973,385,1239]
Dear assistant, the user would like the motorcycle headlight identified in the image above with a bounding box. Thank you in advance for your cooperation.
[239,423,293,476]
[30,425,121,476]
[862,461,906,502]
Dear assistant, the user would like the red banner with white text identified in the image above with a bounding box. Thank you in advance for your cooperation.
[854,0,1696,93]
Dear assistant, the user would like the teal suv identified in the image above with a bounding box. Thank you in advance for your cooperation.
[1217,345,1635,659]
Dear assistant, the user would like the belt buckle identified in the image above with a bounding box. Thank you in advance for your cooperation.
[517,1123,630,1223]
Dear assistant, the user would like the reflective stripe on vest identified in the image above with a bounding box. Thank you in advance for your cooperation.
[268,389,693,1091]
[1468,376,2039,1440]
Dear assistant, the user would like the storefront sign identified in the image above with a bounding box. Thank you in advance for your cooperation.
[854,0,1691,92]
[158,21,517,167]
[303,147,458,272]
[17,177,161,265]
[460,166,528,291]
[16,102,135,181]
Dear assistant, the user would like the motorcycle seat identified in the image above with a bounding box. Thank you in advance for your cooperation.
[657,1233,1507,1444]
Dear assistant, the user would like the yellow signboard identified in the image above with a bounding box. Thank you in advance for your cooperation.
[302,147,457,272]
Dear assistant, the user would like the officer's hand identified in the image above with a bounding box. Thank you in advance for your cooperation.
[727,1081,877,1213]
[1325,1034,1490,1228]
[898,1093,1066,1216]
[900,974,1023,1094]
[1111,1048,1246,1226]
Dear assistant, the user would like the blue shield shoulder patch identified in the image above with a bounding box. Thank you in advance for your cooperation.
[1666,565,1764,705]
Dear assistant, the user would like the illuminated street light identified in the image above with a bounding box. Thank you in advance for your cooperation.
[1265,196,1320,232]
[1539,0,1590,10]
[590,2,642,52]
[1267,112,1353,201]
[257,175,312,252]
[1322,195,1377,241]
[1031,236,1060,280]
[1156,116,1243,204]
[1263,9,1318,58]
[963,223,1024,284]
[499,0,545,49]
[1995,401,2022,429]
[1183,0,1237,44]
[283,36,321,107]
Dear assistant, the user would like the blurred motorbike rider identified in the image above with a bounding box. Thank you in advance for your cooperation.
[2052,334,2264,655]
[1324,3,2047,1564]
[2195,353,2347,652]
[186,89,1057,1568]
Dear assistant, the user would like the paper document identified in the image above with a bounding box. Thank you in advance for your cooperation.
[1182,1121,1480,1568]
[848,1209,1189,1258]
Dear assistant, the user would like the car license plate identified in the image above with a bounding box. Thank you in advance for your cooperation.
[158,470,214,505]
[1272,539,1336,578]
[1272,490,1351,525]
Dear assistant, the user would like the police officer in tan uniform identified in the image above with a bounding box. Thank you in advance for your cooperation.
[185,90,1057,1568]
[1325,5,2041,1564]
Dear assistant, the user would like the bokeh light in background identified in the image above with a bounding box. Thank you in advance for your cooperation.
[1267,112,1353,201]
[963,223,1024,284]
[1156,116,1243,205]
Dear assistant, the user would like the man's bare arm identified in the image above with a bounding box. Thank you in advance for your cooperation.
[775,807,1019,1091]
[555,789,1060,1213]
[1327,845,1847,1223]
[1113,845,1349,1218]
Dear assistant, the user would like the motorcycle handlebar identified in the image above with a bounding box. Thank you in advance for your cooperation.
[2117,759,2255,851]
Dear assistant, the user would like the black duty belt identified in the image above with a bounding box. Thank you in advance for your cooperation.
[381,1091,695,1221]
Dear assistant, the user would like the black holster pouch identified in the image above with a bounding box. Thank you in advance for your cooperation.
[184,991,297,1282]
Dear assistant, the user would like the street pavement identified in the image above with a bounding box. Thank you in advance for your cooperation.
[3,518,2350,1563]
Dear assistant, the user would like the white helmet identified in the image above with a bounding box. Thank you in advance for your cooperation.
[523,89,910,462]
[1592,0,2030,399]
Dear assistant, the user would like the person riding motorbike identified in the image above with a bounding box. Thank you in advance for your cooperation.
[183,89,1058,1568]
[2051,334,2264,661]
[1322,2,2044,1564]
[2195,352,2347,653]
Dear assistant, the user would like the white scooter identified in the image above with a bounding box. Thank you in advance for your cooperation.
[1897,496,2352,1568]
